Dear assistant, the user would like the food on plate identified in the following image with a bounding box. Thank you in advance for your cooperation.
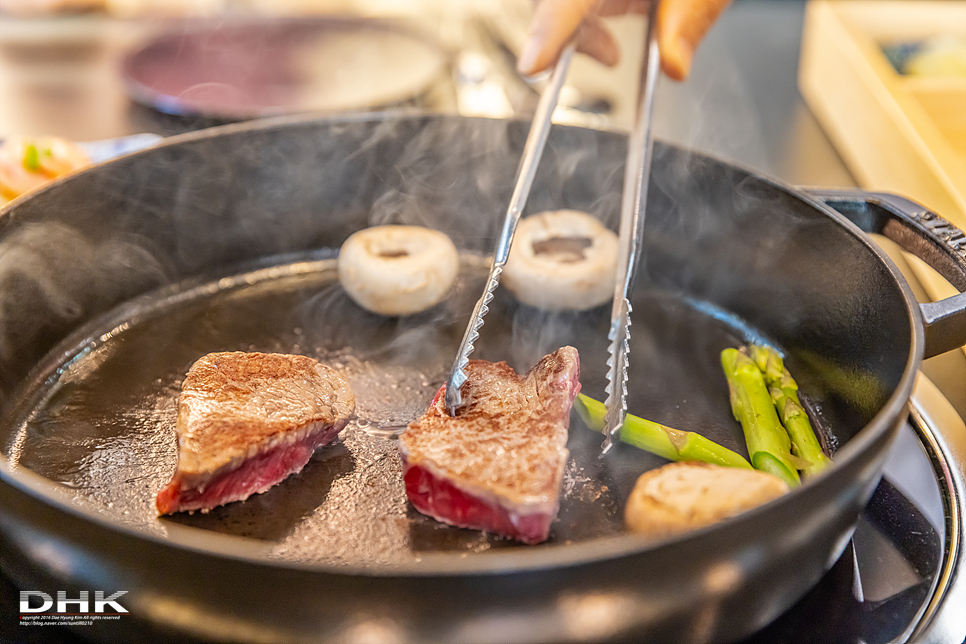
[0,136,90,203]
[156,352,355,515]
[749,345,831,477]
[720,348,802,488]
[337,224,459,316]
[503,210,618,311]
[575,393,752,469]
[398,347,580,544]
[624,461,789,538]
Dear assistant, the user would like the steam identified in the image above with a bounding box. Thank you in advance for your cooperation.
[653,65,767,174]
[0,223,167,393]
[292,115,625,381]
[358,117,624,243]
[0,115,625,422]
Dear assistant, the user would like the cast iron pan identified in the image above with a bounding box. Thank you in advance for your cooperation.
[6,250,795,559]
[0,113,964,643]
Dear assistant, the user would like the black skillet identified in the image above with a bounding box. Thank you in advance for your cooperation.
[0,113,964,643]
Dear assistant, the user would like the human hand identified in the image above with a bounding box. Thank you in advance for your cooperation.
[517,0,732,81]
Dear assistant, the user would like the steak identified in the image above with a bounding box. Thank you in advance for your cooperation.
[399,347,580,544]
[156,352,355,515]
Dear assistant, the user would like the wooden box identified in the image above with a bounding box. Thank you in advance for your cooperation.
[799,0,966,228]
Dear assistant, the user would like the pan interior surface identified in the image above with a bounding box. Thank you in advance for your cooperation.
[3,248,836,567]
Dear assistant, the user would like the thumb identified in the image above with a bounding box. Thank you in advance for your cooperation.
[657,0,731,80]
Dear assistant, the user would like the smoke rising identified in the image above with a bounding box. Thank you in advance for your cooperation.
[0,222,167,398]
[0,115,629,422]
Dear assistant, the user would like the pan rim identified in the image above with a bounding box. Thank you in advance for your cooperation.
[0,111,926,577]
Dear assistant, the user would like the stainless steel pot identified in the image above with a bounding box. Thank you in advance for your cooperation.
[0,113,963,644]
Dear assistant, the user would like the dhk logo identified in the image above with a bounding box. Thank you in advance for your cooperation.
[20,591,128,614]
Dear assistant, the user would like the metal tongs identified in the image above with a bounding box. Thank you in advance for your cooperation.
[601,2,661,452]
[445,43,578,415]
[445,3,660,426]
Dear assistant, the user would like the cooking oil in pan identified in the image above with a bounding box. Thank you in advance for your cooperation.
[5,250,828,565]
[5,252,629,563]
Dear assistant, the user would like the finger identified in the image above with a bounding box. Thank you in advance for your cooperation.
[517,0,597,76]
[575,14,620,67]
[658,0,732,80]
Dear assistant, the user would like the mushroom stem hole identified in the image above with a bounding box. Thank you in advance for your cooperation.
[531,236,593,262]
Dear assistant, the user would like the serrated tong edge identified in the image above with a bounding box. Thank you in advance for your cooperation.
[602,4,661,453]
[445,43,577,415]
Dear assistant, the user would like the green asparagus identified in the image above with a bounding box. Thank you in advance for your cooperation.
[720,348,801,487]
[749,345,831,477]
[574,393,752,469]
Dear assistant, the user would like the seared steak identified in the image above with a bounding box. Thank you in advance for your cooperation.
[399,347,580,544]
[156,352,355,515]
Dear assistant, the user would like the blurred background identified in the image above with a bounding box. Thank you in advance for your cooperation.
[0,0,963,417]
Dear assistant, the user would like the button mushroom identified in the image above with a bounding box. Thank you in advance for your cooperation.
[337,225,459,316]
[503,210,618,311]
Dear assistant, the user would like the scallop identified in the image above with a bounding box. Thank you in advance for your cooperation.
[624,461,789,539]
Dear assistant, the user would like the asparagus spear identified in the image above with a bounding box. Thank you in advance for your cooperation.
[574,393,752,469]
[749,345,831,476]
[720,348,801,487]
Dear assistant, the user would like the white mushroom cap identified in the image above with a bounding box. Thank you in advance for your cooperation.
[503,210,618,311]
[337,225,459,316]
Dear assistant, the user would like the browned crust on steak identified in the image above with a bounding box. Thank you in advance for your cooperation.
[172,352,355,488]
[399,347,579,508]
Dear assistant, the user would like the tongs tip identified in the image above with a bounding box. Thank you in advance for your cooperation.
[601,4,660,454]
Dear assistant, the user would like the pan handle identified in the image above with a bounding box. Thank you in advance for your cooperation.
[805,189,966,359]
